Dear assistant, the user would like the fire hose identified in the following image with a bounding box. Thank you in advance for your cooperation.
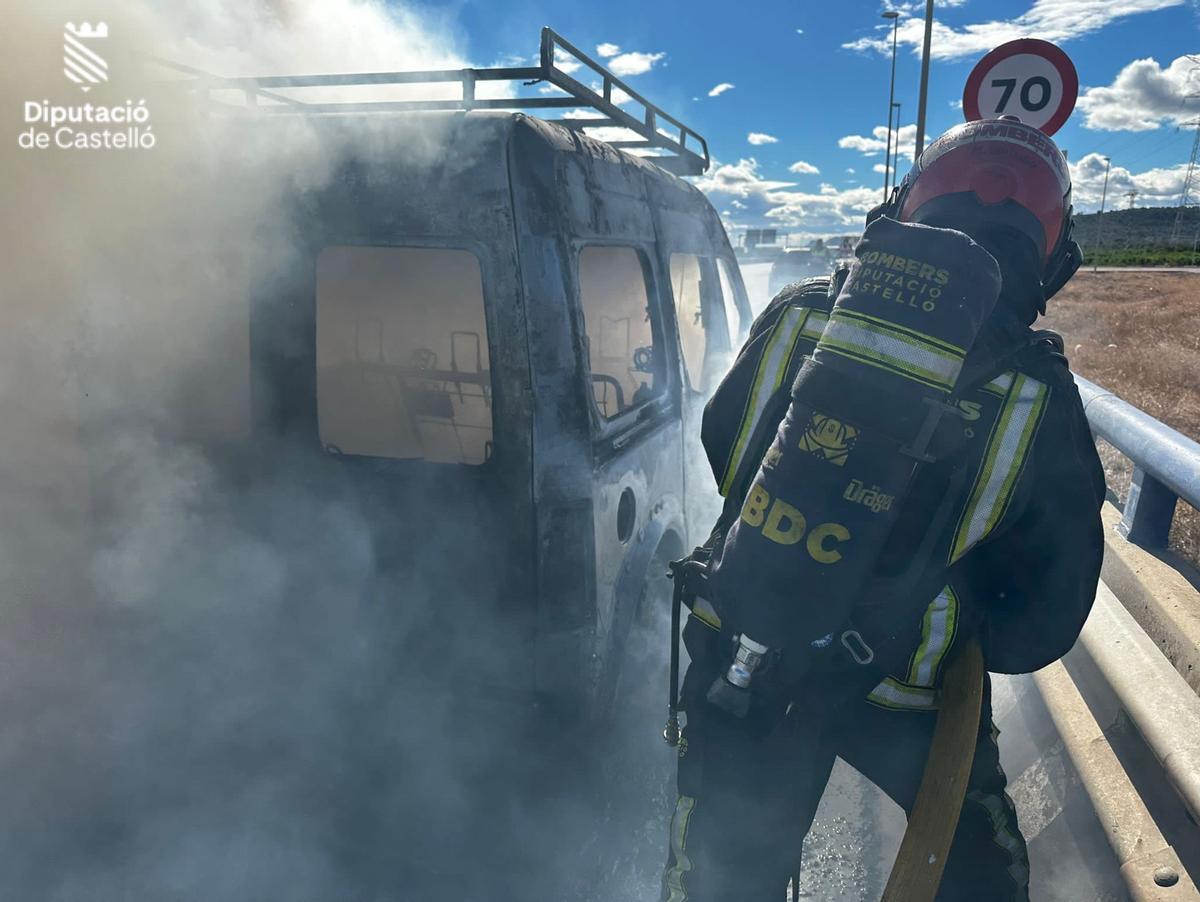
[662,566,984,902]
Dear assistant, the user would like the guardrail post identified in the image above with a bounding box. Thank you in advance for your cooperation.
[1120,466,1178,549]
[462,69,475,109]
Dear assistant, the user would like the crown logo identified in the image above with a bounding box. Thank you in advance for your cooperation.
[66,22,109,39]
[63,22,109,93]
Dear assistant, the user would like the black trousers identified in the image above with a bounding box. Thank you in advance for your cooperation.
[661,621,1029,902]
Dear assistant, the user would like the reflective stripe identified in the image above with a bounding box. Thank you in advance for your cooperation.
[907,585,959,687]
[817,308,965,392]
[718,307,811,496]
[868,585,959,711]
[866,677,937,710]
[968,789,1030,891]
[801,309,828,340]
[981,371,1014,397]
[949,373,1050,563]
[826,308,966,356]
[691,604,721,631]
[663,795,697,902]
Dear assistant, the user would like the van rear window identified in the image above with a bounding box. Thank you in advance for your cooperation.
[717,258,743,345]
[670,254,706,391]
[578,246,664,420]
[316,246,493,465]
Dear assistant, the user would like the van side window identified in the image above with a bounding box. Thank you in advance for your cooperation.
[670,253,706,391]
[316,245,493,465]
[716,258,744,347]
[578,246,664,420]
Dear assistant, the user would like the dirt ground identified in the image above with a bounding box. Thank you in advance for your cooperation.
[1038,271,1200,564]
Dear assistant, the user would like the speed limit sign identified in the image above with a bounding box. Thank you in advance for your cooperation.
[963,39,1078,136]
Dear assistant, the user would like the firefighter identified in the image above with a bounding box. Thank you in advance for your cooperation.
[662,117,1105,902]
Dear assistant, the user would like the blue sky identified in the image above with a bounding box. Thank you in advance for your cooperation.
[419,0,1200,238]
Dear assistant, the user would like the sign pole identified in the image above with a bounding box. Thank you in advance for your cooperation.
[883,11,900,199]
[913,0,935,161]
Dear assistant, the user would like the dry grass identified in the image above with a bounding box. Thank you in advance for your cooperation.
[1038,271,1200,564]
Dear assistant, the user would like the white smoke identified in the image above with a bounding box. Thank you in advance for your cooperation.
[2,4,663,901]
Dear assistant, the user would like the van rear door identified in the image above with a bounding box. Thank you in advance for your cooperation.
[247,119,536,696]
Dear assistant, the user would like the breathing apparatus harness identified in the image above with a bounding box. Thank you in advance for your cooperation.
[663,247,1067,740]
[662,117,1083,739]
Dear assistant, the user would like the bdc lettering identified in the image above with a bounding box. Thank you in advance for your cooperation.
[740,484,851,563]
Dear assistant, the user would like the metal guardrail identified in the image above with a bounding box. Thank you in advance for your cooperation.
[1074,374,1200,549]
[1042,377,1200,897]
[143,27,710,176]
[1079,584,1200,826]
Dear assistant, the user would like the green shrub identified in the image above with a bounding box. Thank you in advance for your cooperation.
[1082,246,1199,267]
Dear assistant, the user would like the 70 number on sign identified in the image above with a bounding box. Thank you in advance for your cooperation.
[991,75,1052,114]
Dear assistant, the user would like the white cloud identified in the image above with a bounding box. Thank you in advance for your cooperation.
[796,28,805,34]
[872,163,893,174]
[607,50,666,76]
[750,144,1197,223]
[694,157,883,233]
[762,184,884,230]
[552,47,582,74]
[596,42,621,58]
[1077,55,1200,131]
[842,0,1186,61]
[838,123,917,161]
[1069,152,1191,210]
[788,160,820,174]
[949,99,964,110]
[708,82,735,97]
[586,80,633,106]
[693,158,795,198]
[563,87,639,143]
[846,167,856,174]
[492,53,528,69]
[748,132,779,145]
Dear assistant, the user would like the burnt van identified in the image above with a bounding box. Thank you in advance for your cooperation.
[163,29,751,725]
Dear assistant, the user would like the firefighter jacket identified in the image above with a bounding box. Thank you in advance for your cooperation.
[699,274,1106,709]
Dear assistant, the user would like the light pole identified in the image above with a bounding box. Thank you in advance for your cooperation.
[890,101,902,189]
[884,101,896,195]
[1093,156,1111,272]
[882,10,900,200]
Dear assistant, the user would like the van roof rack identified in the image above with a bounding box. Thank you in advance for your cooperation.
[145,27,710,176]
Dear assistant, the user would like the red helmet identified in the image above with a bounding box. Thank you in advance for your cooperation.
[893,116,1081,302]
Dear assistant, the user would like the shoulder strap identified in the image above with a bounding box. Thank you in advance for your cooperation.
[699,277,837,553]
